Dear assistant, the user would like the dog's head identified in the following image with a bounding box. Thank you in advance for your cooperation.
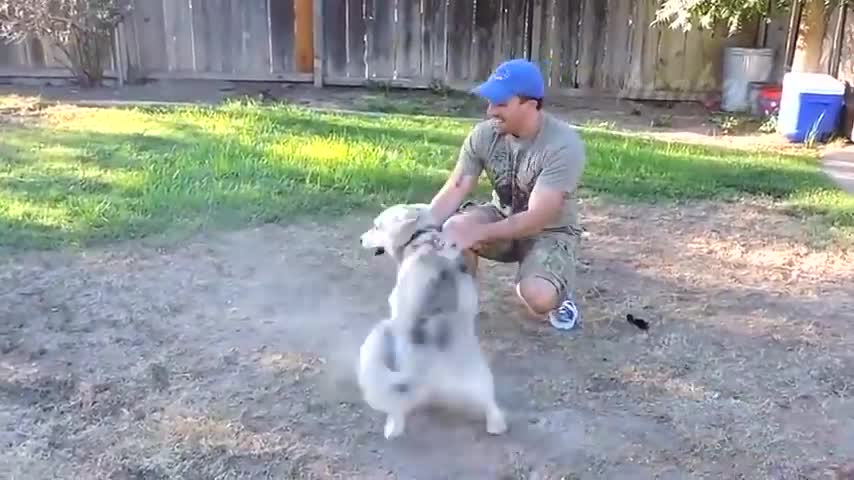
[360,203,437,259]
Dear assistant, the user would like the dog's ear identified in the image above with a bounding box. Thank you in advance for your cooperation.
[401,207,436,239]
[394,216,422,246]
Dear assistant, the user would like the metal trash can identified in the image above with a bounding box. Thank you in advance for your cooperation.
[721,47,776,112]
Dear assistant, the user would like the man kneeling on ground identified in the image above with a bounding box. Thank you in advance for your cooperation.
[429,58,587,330]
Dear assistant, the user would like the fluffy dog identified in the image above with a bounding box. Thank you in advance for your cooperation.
[357,203,508,439]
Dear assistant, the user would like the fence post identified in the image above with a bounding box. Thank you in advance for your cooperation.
[313,0,324,87]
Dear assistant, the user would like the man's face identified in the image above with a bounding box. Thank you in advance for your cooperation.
[486,96,532,135]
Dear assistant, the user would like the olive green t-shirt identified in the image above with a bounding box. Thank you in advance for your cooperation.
[456,111,586,235]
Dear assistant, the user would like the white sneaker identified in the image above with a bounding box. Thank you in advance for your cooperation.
[548,297,582,331]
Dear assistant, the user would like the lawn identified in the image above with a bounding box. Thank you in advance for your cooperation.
[2,95,853,478]
[1,97,851,250]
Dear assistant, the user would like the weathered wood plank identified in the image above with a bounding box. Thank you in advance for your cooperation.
[503,0,528,59]
[226,0,244,73]
[653,23,687,91]
[421,0,436,81]
[346,0,367,78]
[473,0,501,81]
[421,0,447,82]
[395,0,421,79]
[523,0,534,58]
[147,70,312,82]
[367,0,394,79]
[641,3,661,90]
[0,43,20,67]
[239,0,271,74]
[270,0,296,73]
[576,0,605,88]
[130,0,168,74]
[542,0,560,87]
[627,0,659,92]
[446,0,474,83]
[191,0,213,71]
[313,0,323,85]
[821,5,840,73]
[764,2,791,81]
[295,0,314,73]
[683,28,715,92]
[163,0,194,71]
[492,0,508,65]
[529,0,544,64]
[555,0,581,88]
[120,7,142,79]
[26,38,46,67]
[602,0,633,90]
[324,0,348,78]
[836,5,854,84]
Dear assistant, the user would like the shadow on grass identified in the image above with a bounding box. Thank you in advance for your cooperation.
[1,104,851,251]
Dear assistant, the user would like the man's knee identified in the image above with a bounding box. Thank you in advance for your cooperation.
[516,277,560,315]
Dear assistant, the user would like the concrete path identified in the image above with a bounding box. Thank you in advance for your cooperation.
[821,146,854,194]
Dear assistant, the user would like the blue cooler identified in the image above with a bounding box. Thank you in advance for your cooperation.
[777,72,845,143]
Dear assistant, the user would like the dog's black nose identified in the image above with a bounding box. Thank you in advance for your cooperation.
[374,247,386,256]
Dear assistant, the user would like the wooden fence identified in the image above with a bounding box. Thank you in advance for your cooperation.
[813,0,854,86]
[0,0,792,100]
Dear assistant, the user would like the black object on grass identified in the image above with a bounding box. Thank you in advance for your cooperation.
[626,314,649,330]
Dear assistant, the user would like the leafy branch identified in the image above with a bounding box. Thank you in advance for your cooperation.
[653,0,840,36]
[0,0,132,87]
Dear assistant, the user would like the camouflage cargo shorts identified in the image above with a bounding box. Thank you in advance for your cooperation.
[455,201,578,300]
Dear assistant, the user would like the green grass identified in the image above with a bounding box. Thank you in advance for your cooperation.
[0,97,852,250]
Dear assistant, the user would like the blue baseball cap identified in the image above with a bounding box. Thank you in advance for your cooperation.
[472,58,545,104]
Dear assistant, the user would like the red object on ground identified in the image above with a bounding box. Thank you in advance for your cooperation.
[757,85,782,116]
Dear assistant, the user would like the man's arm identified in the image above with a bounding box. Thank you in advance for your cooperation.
[429,124,488,224]
[479,143,584,242]
[429,162,480,224]
[478,186,564,241]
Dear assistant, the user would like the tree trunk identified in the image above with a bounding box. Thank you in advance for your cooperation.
[792,0,832,73]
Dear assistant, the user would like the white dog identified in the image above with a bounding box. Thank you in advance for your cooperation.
[357,203,508,439]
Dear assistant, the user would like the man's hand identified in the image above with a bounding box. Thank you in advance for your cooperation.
[443,221,486,251]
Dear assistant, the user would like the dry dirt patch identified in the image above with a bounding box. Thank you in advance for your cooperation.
[1,199,852,479]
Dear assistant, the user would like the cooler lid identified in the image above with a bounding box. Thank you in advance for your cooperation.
[783,72,846,95]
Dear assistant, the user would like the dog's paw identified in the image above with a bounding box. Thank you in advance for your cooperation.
[384,415,405,439]
[486,410,508,435]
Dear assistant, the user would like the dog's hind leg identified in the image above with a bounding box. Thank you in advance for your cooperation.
[384,411,407,439]
[484,398,508,435]
[463,364,508,435]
